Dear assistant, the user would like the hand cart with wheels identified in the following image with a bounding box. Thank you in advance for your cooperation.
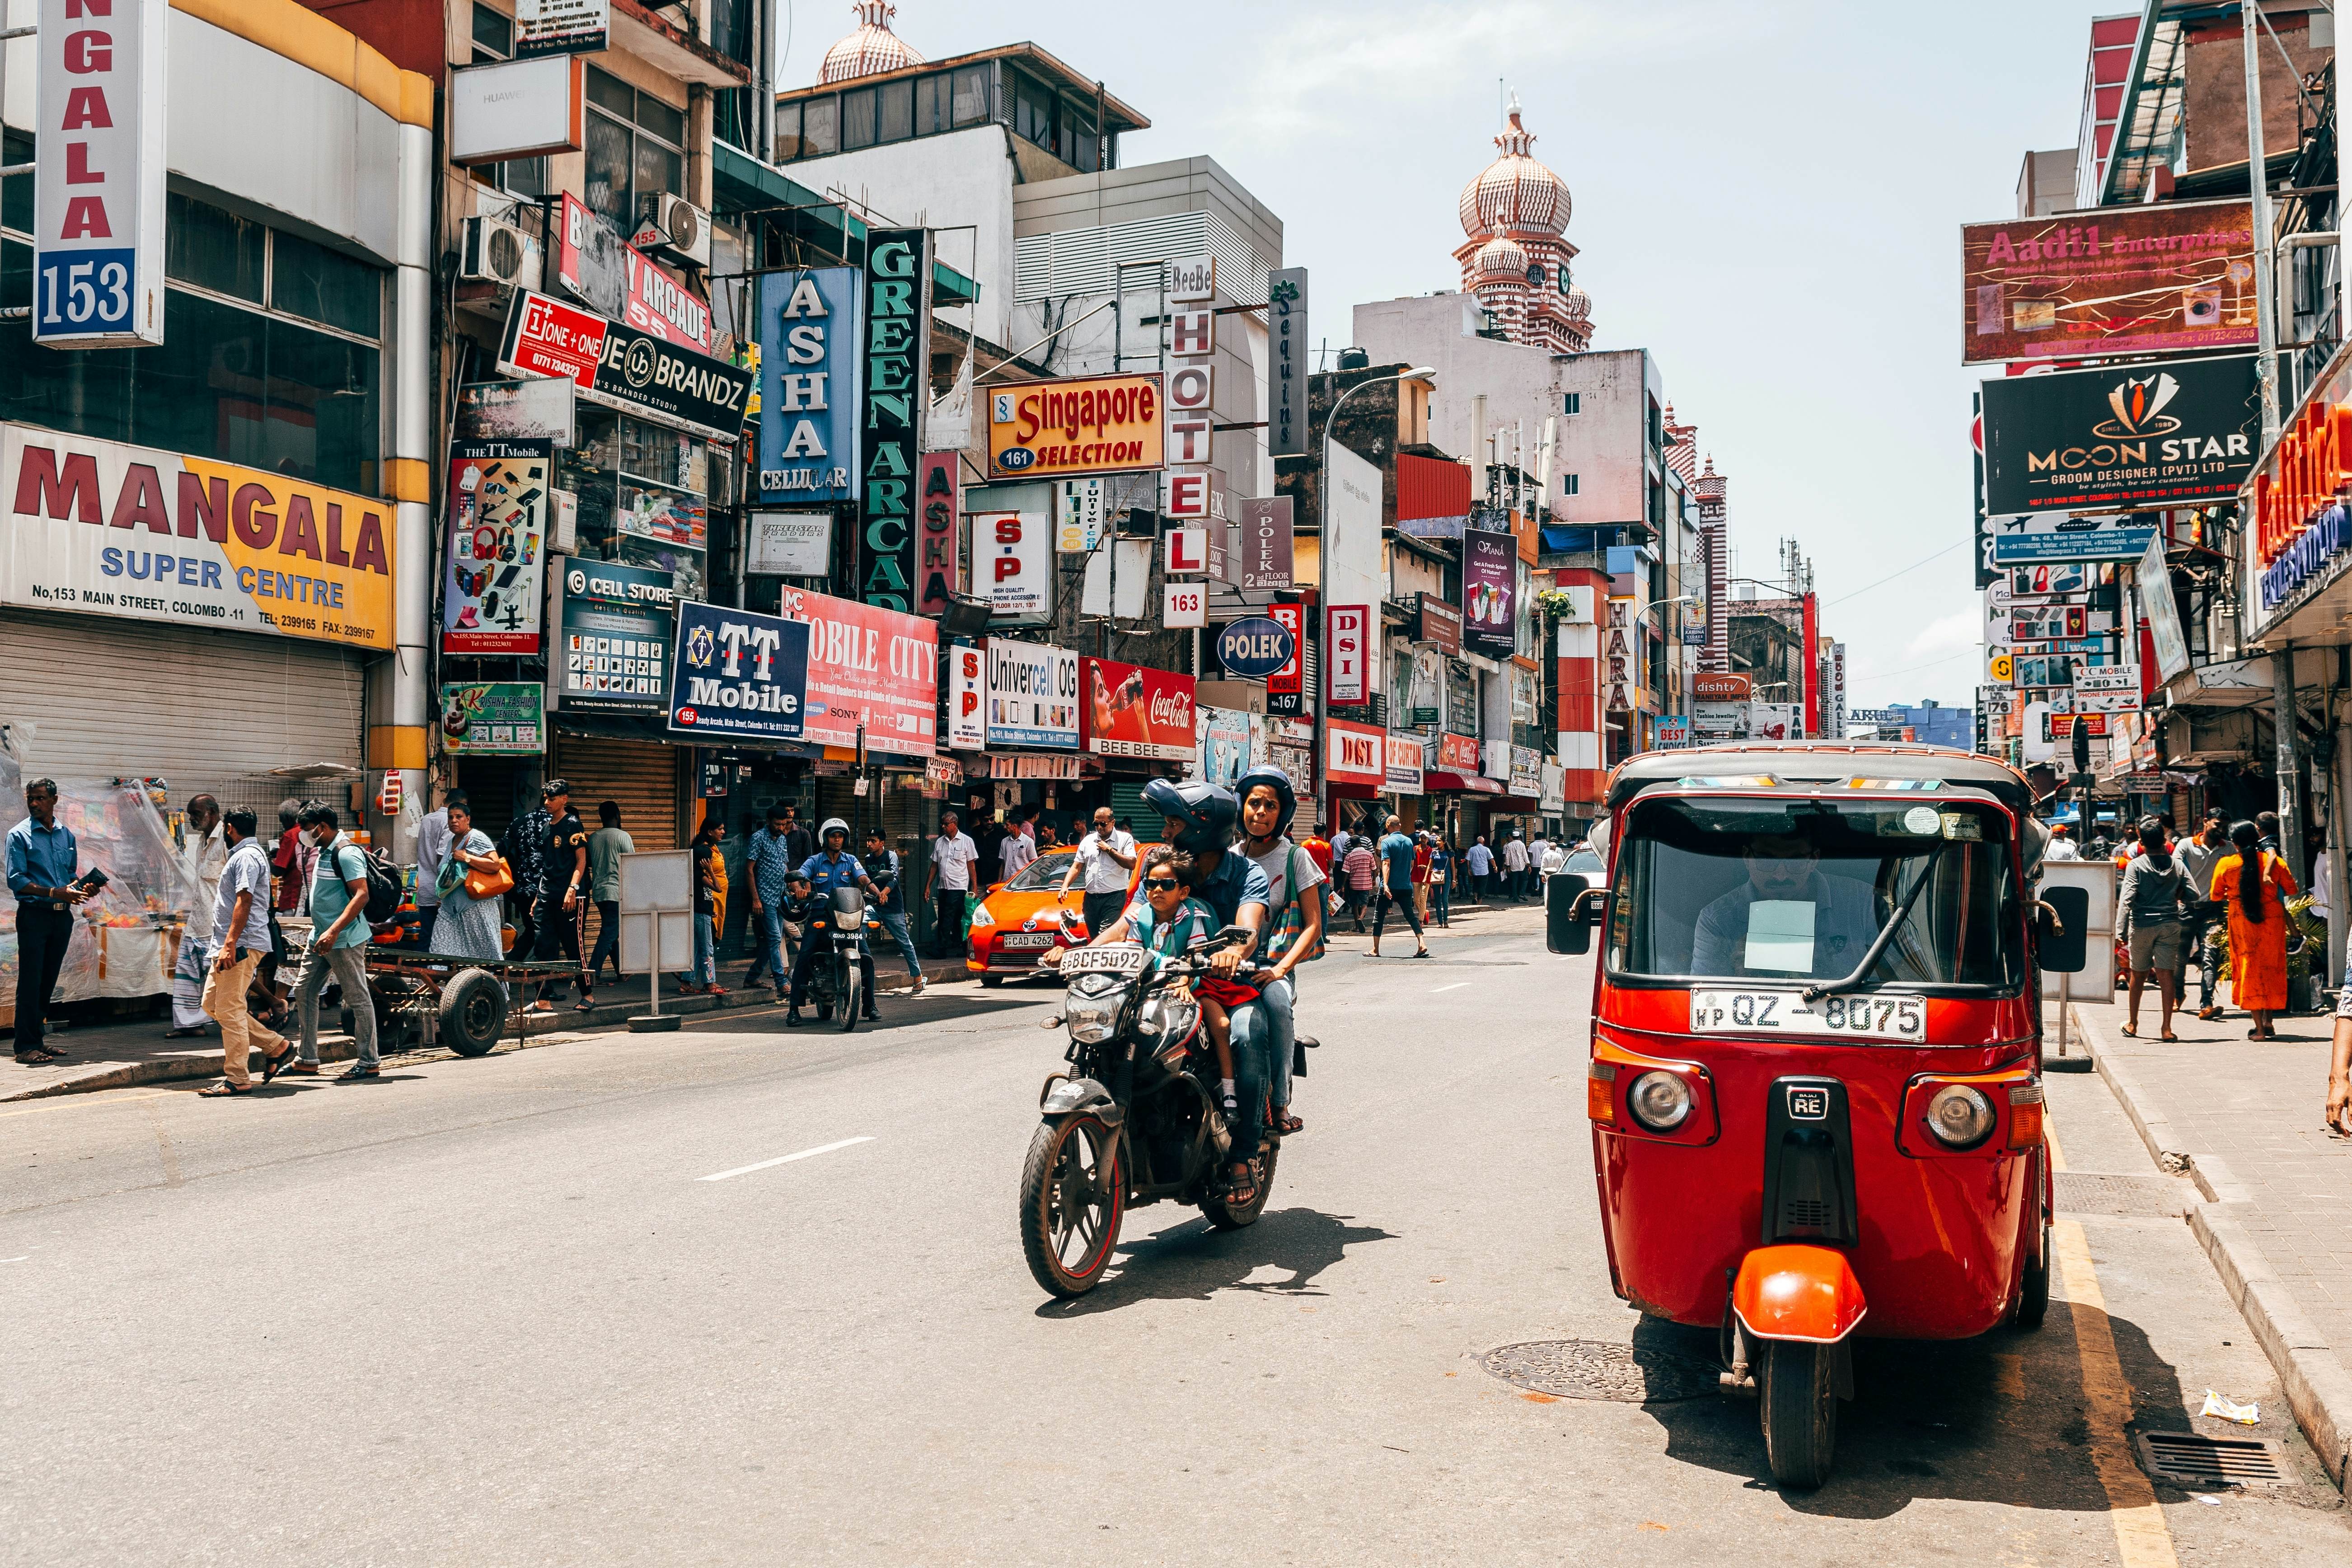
[358,952,586,1057]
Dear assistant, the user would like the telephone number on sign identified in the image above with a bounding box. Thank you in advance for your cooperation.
[1688,989,1927,1043]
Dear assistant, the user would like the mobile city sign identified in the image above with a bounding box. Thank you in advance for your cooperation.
[1979,356,2257,514]
[1960,200,2255,365]
[34,0,168,348]
[756,267,860,506]
[666,600,811,743]
[859,229,931,613]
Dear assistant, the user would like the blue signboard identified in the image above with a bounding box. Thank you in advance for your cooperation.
[557,559,676,712]
[1215,616,1295,678]
[666,600,812,742]
[756,267,860,506]
[1989,511,2161,565]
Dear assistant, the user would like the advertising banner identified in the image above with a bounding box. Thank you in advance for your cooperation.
[498,289,753,444]
[1267,603,1303,697]
[1326,604,1369,703]
[549,192,627,318]
[1462,531,1516,650]
[439,682,545,755]
[1195,707,1253,786]
[977,506,1051,622]
[1961,200,2255,365]
[1691,670,1752,701]
[1417,593,1463,655]
[1385,733,1425,795]
[946,640,986,750]
[0,426,394,650]
[668,600,811,742]
[442,439,552,654]
[1082,658,1196,761]
[986,639,1080,748]
[34,0,167,348]
[755,267,859,504]
[859,228,929,612]
[1693,700,1746,738]
[988,373,1166,481]
[515,0,609,56]
[1438,732,1481,772]
[1510,744,1543,796]
[918,452,960,615]
[459,376,576,444]
[1654,715,1691,749]
[1237,496,1295,590]
[746,511,832,576]
[1268,268,1308,458]
[555,558,676,711]
[1325,718,1384,786]
[776,585,938,756]
[1056,476,1107,553]
[1980,355,2257,514]
[1988,509,2163,564]
[2141,533,2191,683]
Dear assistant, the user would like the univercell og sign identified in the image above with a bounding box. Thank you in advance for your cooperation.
[34,0,168,347]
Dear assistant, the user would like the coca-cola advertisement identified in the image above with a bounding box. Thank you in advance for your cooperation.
[1080,656,1197,761]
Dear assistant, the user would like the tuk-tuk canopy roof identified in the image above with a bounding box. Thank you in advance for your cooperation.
[1605,743,2034,816]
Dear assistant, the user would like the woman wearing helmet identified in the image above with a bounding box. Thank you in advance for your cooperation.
[786,818,883,1027]
[1091,777,1276,1203]
[1237,766,1322,1137]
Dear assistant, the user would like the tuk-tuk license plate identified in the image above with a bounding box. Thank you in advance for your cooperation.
[1689,990,1926,1044]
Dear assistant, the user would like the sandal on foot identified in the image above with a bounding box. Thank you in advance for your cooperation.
[1223,1167,1260,1208]
[261,1046,297,1083]
[15,1048,64,1065]
[2119,1024,2138,1038]
[198,1080,252,1096]
[574,998,596,1012]
[2160,1032,2179,1042]
[1276,1111,1304,1135]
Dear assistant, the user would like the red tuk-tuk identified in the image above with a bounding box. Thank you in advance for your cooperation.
[1548,744,2090,1487]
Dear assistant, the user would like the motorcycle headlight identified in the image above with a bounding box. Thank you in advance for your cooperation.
[1626,1071,1693,1132]
[967,902,995,928]
[1064,998,1119,1044]
[1925,1084,1997,1149]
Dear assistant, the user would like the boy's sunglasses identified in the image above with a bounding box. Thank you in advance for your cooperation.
[1141,877,1181,891]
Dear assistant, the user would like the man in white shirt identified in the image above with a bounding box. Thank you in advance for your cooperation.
[1000,811,1039,881]
[926,811,981,956]
[167,795,230,1037]
[1501,832,1531,900]
[2045,824,2082,861]
[1059,805,1139,939]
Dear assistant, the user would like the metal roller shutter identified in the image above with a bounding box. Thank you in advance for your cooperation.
[0,607,366,817]
[553,736,683,851]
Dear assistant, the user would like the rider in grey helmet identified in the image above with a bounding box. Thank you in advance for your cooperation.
[786,817,884,1027]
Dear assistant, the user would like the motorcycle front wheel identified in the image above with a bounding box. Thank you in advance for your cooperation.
[834,955,860,1032]
[1020,1113,1124,1297]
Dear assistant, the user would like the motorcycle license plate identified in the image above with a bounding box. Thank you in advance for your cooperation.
[1688,989,1926,1044]
[997,932,1058,950]
[1059,944,1148,975]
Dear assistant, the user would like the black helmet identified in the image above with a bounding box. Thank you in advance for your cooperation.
[1141,777,1238,857]
[1232,767,1296,833]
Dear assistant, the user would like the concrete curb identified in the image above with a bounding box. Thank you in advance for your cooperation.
[2070,1002,2352,1493]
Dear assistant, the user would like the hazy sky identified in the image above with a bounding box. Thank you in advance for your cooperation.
[779,0,2102,708]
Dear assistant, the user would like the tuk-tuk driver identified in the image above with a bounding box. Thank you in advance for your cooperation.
[1690,833,1882,979]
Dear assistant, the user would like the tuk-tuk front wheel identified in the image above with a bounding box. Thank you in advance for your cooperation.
[1758,1339,1839,1489]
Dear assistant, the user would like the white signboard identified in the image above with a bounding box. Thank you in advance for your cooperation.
[515,0,609,56]
[977,507,1051,624]
[1079,538,1151,618]
[34,0,168,348]
[945,640,986,750]
[746,511,832,576]
[450,55,583,166]
[1164,580,1207,628]
[985,638,1079,748]
[1056,477,1106,553]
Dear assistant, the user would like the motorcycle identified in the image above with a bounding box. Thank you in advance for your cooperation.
[805,885,877,1034]
[1019,927,1279,1297]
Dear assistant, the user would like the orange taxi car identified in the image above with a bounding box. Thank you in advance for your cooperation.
[964,844,1160,985]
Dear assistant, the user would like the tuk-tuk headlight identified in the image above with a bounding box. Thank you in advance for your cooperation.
[1626,1071,1693,1132]
[1925,1084,1997,1149]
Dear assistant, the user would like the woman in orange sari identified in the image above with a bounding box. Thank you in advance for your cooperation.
[2214,819,2297,1039]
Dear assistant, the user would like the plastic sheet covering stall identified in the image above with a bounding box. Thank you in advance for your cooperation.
[0,729,200,1019]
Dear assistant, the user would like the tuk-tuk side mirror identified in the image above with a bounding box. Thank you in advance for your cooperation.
[1548,872,1593,956]
[2038,885,2090,974]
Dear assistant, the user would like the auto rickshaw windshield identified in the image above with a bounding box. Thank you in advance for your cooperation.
[1606,795,2024,990]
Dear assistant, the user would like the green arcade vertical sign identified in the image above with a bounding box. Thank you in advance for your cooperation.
[858,228,931,613]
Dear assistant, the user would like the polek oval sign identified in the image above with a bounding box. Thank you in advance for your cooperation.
[1216,616,1295,679]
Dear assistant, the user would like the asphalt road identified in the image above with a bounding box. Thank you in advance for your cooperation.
[4,907,2347,1565]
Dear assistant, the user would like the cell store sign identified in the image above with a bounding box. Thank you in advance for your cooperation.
[667,599,811,742]
[756,267,859,504]
[556,558,675,711]
[34,0,167,347]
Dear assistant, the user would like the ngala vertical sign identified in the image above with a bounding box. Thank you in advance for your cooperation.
[35,0,168,347]
[858,228,931,612]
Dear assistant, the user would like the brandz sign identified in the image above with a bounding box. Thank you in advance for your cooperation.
[666,600,811,743]
[1980,355,2257,514]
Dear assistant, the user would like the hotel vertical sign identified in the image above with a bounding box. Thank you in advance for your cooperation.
[859,228,931,613]
[35,0,168,347]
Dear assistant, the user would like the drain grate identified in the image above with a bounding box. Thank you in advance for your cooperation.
[2055,1171,2189,1218]
[1479,1340,1719,1404]
[2136,1432,2290,1487]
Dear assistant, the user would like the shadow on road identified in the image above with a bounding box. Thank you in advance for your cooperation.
[1036,1207,1398,1318]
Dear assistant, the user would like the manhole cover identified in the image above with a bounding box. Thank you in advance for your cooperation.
[2136,1432,2289,1487]
[1480,1340,1718,1403]
[2056,1172,2189,1218]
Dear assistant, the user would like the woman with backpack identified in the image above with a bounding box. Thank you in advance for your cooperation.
[2213,819,2299,1040]
[2115,817,2197,1041]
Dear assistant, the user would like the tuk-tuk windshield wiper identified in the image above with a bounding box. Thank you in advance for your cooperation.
[1801,841,1944,1003]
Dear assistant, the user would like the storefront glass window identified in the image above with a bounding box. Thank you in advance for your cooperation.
[561,407,713,603]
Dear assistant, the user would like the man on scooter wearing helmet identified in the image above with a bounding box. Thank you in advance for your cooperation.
[786,818,884,1028]
[1088,777,1276,1204]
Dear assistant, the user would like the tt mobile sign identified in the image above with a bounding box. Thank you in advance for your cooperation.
[34,0,169,347]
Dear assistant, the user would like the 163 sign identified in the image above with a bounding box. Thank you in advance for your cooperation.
[667,600,811,742]
[1981,355,2257,514]
[858,229,930,612]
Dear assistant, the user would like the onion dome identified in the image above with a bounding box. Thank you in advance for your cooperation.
[820,1,922,84]
[1560,272,1592,321]
[1692,456,1726,503]
[1472,234,1528,284]
[1458,95,1570,240]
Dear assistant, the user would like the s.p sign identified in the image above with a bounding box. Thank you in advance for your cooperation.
[666,600,811,743]
[1215,616,1295,679]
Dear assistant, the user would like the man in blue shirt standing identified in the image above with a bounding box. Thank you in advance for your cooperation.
[744,805,801,992]
[7,777,91,1064]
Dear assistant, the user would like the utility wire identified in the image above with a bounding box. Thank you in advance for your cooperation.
[1824,541,1964,606]
[1850,649,1979,683]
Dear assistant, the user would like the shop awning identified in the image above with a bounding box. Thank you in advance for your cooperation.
[1423,771,1502,794]
[711,141,982,309]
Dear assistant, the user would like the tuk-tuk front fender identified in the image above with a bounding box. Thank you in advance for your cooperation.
[1732,1244,1868,1345]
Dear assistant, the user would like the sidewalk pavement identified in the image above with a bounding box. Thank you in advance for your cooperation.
[2065,993,2352,1490]
[3,951,971,1103]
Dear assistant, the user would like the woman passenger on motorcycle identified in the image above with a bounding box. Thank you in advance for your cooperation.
[1237,768,1323,1137]
[786,819,884,1027]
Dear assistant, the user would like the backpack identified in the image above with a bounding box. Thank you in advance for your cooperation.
[349,843,403,925]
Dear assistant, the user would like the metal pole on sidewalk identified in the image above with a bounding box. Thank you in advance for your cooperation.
[2275,645,2306,883]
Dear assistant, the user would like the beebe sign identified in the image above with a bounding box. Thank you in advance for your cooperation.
[34,0,168,347]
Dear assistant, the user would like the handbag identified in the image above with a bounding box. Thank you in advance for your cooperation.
[465,855,515,902]
[1267,847,1327,964]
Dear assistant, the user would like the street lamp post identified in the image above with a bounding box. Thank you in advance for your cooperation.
[1315,366,1436,831]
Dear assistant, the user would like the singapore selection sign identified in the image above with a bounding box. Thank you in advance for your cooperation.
[1979,355,2257,514]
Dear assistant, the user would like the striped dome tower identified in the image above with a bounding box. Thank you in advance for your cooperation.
[820,1,923,84]
[1451,95,1593,354]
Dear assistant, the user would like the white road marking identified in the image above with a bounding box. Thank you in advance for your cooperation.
[698,1136,874,1183]
[1,1255,28,1264]
[1430,982,1471,993]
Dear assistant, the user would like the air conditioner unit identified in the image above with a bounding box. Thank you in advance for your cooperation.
[633,193,711,268]
[460,215,541,290]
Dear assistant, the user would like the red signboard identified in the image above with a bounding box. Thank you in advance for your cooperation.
[776,585,939,756]
[550,192,712,353]
[497,289,607,389]
[916,451,959,616]
[1438,732,1481,773]
[1692,671,1752,700]
[1267,603,1303,695]
[1326,604,1369,703]
[1325,718,1385,786]
[1081,657,1196,760]
[1961,199,2256,365]
[622,244,712,352]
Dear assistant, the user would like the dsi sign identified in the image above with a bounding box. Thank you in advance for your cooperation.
[1215,615,1295,679]
[858,229,931,612]
[666,600,811,743]
[34,0,168,346]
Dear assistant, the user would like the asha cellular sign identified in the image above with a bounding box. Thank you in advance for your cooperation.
[35,0,169,347]
[858,229,931,613]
